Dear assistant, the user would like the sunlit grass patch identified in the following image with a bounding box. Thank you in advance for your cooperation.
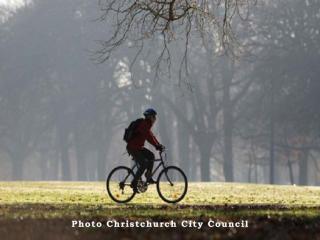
[0,181,319,220]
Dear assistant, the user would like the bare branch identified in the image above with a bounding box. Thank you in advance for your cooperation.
[95,0,257,83]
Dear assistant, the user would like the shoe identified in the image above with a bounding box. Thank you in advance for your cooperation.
[131,181,138,193]
[147,178,157,184]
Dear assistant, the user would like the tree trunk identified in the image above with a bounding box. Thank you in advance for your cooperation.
[254,154,258,183]
[40,151,48,180]
[87,151,97,180]
[177,120,190,176]
[299,150,308,185]
[52,138,60,180]
[157,106,173,165]
[11,153,24,180]
[199,144,211,181]
[97,139,109,180]
[250,140,258,183]
[287,151,294,185]
[190,140,198,181]
[269,78,275,184]
[58,125,70,180]
[222,67,234,182]
[248,153,252,183]
[9,145,25,180]
[74,127,87,180]
[222,113,234,182]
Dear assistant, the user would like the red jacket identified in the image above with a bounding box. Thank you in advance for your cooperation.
[127,119,160,152]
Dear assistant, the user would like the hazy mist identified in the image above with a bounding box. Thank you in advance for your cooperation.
[0,0,319,186]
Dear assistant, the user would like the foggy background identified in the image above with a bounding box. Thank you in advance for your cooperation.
[0,0,320,185]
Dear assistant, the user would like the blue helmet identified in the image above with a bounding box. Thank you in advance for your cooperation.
[143,108,157,117]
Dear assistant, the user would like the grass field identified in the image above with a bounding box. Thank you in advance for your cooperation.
[0,181,320,239]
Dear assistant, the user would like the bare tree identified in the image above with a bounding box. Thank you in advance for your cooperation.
[95,0,257,83]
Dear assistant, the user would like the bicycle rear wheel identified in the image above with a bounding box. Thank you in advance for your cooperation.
[157,166,188,203]
[106,166,136,203]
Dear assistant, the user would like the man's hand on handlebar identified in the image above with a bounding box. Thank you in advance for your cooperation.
[156,144,165,152]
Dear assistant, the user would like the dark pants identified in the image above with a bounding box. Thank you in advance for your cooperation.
[129,147,155,183]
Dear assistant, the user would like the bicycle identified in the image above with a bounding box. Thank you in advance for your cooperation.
[106,150,188,204]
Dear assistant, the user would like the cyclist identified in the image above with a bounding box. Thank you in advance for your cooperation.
[126,108,164,193]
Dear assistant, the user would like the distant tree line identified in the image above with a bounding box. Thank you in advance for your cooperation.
[0,0,319,185]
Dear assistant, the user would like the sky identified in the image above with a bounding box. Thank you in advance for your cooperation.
[0,0,19,4]
[0,0,25,7]
[0,0,29,22]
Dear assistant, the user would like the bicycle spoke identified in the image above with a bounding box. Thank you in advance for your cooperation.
[106,166,136,203]
[157,166,188,203]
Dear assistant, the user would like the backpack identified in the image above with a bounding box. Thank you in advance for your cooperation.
[123,118,143,143]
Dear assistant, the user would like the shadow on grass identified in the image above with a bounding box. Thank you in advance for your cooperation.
[1,202,320,221]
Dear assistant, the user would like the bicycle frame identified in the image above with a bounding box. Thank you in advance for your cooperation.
[132,151,166,173]
[120,151,172,187]
[107,149,187,203]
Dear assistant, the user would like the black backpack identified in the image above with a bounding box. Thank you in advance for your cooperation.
[123,118,143,143]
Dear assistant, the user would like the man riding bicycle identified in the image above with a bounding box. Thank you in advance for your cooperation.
[126,108,164,193]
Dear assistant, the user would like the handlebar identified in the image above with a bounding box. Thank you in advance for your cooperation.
[158,146,166,153]
[158,147,167,159]
[155,144,166,152]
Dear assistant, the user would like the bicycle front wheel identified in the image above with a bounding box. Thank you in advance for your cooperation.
[157,166,188,203]
[106,166,136,203]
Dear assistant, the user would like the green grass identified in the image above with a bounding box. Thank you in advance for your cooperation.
[0,181,319,220]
